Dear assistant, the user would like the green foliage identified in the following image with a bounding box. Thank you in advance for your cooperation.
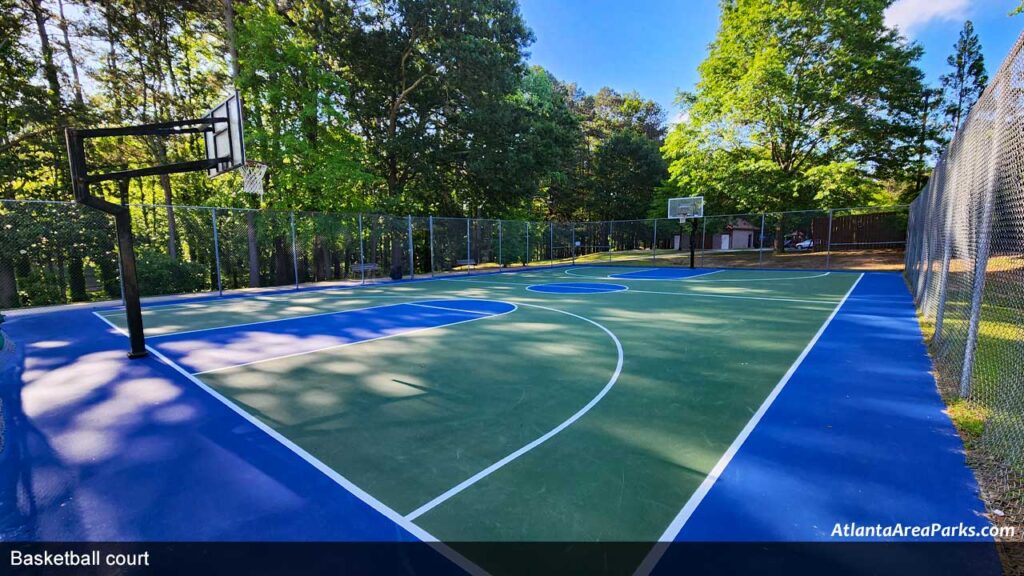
[236,1,377,212]
[592,131,667,220]
[661,0,929,214]
[334,0,534,216]
[135,249,209,296]
[0,0,48,201]
[17,267,67,307]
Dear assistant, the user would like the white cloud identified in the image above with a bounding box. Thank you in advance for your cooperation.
[884,0,971,36]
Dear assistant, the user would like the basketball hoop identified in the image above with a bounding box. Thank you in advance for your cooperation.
[239,161,267,198]
[668,196,704,222]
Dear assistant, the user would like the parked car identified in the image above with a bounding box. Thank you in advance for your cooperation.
[794,239,814,251]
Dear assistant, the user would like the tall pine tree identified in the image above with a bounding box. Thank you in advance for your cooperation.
[939,21,987,136]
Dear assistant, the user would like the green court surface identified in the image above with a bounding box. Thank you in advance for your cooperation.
[98,267,858,543]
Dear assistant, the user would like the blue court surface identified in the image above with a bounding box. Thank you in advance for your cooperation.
[0,265,1000,574]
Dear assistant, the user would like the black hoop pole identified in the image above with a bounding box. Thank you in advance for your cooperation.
[689,219,697,269]
[114,179,148,358]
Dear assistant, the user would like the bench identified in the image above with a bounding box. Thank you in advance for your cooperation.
[351,263,379,275]
[456,259,476,267]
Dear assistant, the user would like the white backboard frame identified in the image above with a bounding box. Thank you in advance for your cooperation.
[204,92,245,178]
[668,196,704,220]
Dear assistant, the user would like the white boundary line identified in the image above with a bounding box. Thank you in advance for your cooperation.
[563,267,722,282]
[625,288,839,305]
[94,293,415,315]
[90,310,488,576]
[688,271,832,283]
[404,301,624,521]
[439,277,534,287]
[142,300,424,340]
[525,283,629,294]
[406,302,501,315]
[444,277,839,305]
[192,302,518,375]
[632,273,864,576]
[677,270,724,281]
[607,269,723,281]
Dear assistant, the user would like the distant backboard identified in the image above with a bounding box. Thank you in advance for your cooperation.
[204,92,245,177]
[668,196,704,220]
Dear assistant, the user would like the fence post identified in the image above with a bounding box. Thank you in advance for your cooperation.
[571,224,576,265]
[498,220,503,267]
[959,199,994,397]
[428,215,435,277]
[701,216,707,268]
[933,215,954,343]
[608,221,613,262]
[525,222,530,265]
[937,225,950,340]
[116,249,126,306]
[407,215,414,279]
[653,219,658,262]
[358,213,365,285]
[466,218,472,273]
[290,211,299,289]
[549,222,554,265]
[211,208,223,296]
[825,209,834,270]
[758,214,765,268]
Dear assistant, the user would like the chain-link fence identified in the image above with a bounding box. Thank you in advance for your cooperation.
[1,202,591,308]
[1,198,909,310]
[905,33,1023,547]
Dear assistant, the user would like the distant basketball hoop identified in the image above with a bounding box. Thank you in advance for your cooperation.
[667,196,704,222]
[667,196,704,269]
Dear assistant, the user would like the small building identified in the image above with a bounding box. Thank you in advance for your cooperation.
[674,218,759,250]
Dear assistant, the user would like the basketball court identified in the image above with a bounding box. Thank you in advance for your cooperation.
[1,263,999,574]
[0,89,994,575]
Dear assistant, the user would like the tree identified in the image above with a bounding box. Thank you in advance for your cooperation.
[476,66,582,221]
[332,0,533,216]
[0,0,48,307]
[939,20,987,137]
[590,130,667,220]
[661,0,927,217]
[554,85,667,220]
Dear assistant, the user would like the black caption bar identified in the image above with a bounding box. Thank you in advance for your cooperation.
[0,542,1006,576]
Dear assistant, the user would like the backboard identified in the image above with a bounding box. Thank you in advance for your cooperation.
[204,92,245,177]
[668,196,704,220]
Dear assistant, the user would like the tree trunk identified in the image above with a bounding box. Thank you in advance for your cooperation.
[273,237,290,285]
[67,250,88,301]
[247,211,259,287]
[56,0,85,108]
[0,258,18,309]
[222,0,240,79]
[161,175,178,259]
[149,140,179,258]
[390,239,403,280]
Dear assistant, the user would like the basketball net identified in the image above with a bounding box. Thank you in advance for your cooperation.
[240,161,267,199]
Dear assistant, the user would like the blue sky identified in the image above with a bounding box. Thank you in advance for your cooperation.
[519,0,1023,124]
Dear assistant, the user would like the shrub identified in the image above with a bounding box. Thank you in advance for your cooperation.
[135,250,209,296]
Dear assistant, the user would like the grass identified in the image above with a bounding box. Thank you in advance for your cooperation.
[906,270,1024,571]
